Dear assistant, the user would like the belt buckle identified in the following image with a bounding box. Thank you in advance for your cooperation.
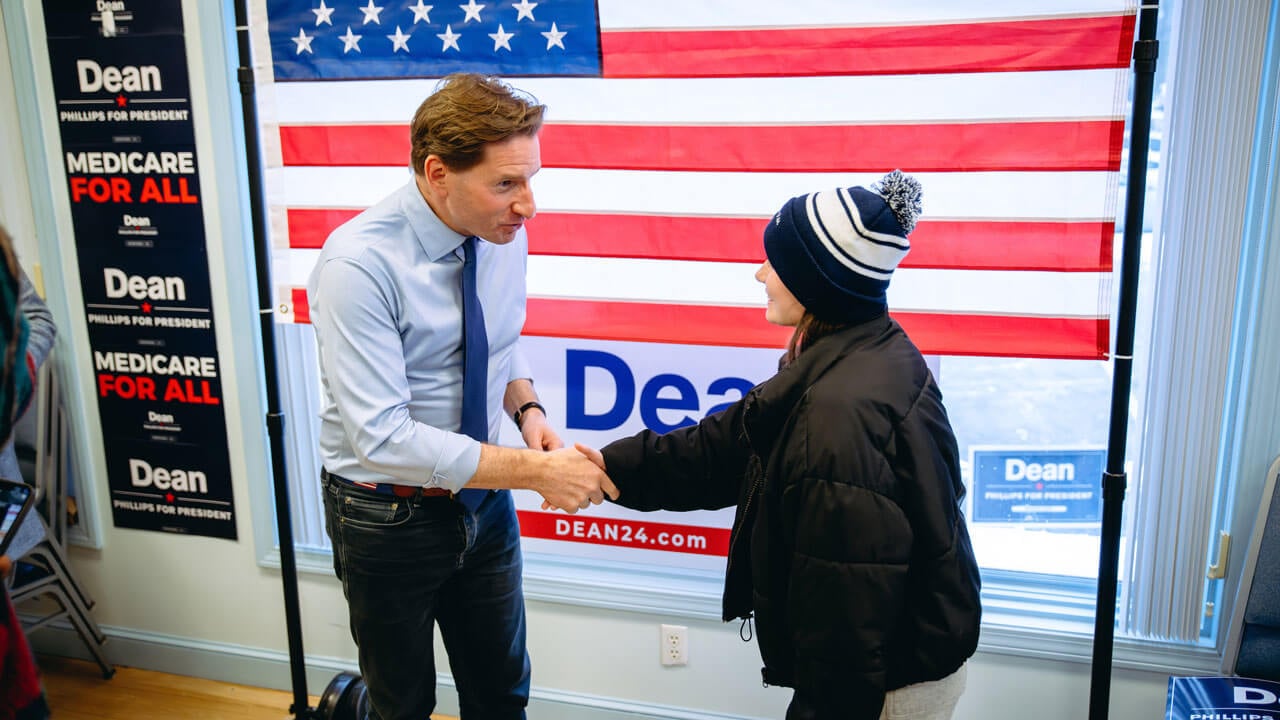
[389,484,452,499]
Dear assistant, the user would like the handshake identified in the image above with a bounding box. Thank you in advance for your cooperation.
[530,442,616,514]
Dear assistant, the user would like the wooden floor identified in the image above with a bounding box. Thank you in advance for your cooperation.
[37,655,456,720]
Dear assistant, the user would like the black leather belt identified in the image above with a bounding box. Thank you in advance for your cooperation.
[322,468,453,498]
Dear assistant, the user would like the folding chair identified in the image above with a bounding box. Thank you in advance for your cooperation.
[6,356,113,678]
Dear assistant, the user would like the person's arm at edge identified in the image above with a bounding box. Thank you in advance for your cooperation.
[16,269,54,373]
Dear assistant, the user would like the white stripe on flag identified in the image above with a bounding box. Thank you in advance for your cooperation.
[271,70,1128,126]
[527,259,1111,318]
[597,0,1136,29]
[275,167,1118,220]
[279,251,1108,318]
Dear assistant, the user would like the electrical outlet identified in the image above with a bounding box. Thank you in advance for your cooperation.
[660,624,688,666]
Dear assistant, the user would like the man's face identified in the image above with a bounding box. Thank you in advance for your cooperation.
[431,134,540,245]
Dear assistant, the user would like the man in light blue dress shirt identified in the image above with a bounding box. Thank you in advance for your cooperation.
[307,74,617,720]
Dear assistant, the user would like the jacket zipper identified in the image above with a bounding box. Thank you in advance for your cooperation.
[723,468,763,618]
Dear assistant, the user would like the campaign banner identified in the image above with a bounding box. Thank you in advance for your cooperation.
[43,0,236,539]
[971,446,1105,524]
[497,336,781,571]
[1166,676,1280,720]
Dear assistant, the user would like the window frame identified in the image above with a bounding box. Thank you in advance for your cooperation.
[246,0,1280,675]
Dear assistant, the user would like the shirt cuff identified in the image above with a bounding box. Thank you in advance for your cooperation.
[508,343,532,383]
[425,434,482,493]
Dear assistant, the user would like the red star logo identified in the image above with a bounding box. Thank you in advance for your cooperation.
[115,94,127,107]
[165,493,175,503]
[141,301,152,313]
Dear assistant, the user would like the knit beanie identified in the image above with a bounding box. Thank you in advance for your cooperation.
[762,170,923,323]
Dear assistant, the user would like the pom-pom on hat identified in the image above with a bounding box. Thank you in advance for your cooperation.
[763,170,923,323]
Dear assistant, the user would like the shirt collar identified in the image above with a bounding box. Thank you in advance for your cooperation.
[397,179,469,262]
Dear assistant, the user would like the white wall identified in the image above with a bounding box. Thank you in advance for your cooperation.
[0,0,37,263]
[0,1,1232,718]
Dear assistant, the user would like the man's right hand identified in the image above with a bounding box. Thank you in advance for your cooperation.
[473,442,619,512]
[534,447,619,513]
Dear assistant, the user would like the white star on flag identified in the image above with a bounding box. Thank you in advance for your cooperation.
[541,22,566,50]
[460,0,485,23]
[437,24,461,51]
[291,27,314,54]
[359,0,384,25]
[311,0,335,26]
[387,25,411,52]
[339,26,362,53]
[489,24,514,51]
[409,0,434,24]
[512,0,537,22]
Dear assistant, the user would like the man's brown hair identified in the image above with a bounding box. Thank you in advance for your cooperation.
[410,73,546,174]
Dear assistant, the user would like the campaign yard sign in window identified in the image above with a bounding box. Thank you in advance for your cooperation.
[971,447,1105,524]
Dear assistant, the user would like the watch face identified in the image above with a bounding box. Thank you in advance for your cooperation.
[515,401,544,428]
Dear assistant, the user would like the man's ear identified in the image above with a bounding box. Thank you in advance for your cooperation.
[422,155,449,193]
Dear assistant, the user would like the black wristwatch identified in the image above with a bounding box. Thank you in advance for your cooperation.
[513,401,546,429]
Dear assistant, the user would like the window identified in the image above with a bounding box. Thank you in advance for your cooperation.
[249,0,1274,670]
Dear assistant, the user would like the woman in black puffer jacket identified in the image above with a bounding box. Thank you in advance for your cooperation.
[582,171,982,720]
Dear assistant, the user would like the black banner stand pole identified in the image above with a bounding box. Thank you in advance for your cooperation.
[229,2,316,717]
[229,3,366,718]
[1088,4,1160,720]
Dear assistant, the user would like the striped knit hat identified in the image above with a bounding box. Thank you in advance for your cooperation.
[762,170,923,323]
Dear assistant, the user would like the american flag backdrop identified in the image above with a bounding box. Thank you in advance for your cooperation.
[257,0,1135,361]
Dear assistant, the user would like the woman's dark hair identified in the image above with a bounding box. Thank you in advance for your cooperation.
[783,312,851,367]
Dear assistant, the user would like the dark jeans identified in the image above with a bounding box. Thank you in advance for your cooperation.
[323,476,531,720]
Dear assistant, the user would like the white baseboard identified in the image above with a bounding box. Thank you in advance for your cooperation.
[29,624,765,720]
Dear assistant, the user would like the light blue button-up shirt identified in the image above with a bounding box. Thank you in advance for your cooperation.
[307,180,532,491]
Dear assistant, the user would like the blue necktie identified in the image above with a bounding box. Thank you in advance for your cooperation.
[458,237,489,511]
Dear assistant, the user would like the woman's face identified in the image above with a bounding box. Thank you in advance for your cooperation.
[755,260,805,327]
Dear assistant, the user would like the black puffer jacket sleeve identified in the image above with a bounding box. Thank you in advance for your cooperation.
[600,399,749,512]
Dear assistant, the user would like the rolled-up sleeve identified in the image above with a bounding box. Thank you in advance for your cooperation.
[507,339,531,383]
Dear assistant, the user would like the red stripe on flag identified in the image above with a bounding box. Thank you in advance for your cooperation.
[600,15,1136,78]
[540,120,1123,173]
[517,510,730,556]
[521,298,1108,360]
[905,219,1114,272]
[525,215,1115,272]
[893,312,1109,360]
[522,299,792,349]
[289,293,1108,359]
[280,120,1124,173]
[526,213,772,263]
[288,208,1114,273]
[291,287,310,324]
[288,208,362,249]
